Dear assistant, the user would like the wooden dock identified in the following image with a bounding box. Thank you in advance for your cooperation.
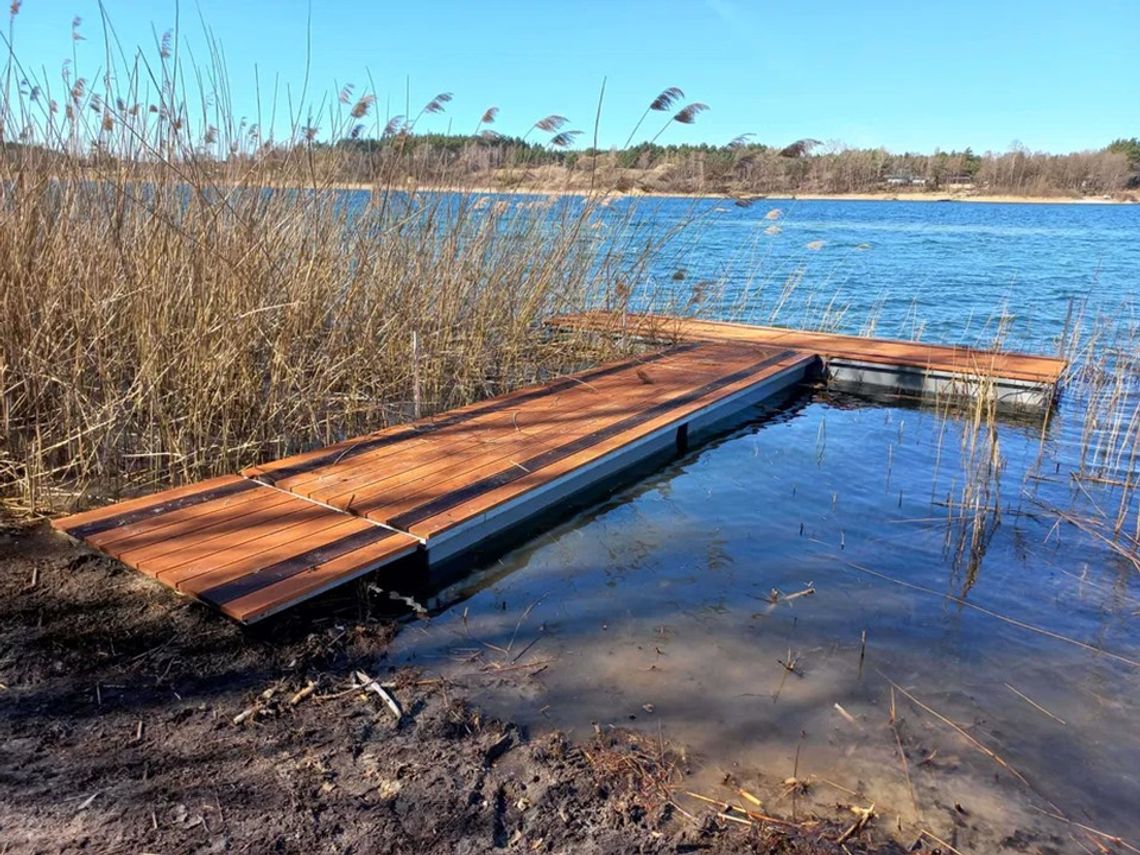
[51,315,1066,622]
[53,343,813,622]
[552,312,1067,407]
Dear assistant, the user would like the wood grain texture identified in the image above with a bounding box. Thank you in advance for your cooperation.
[550,312,1066,385]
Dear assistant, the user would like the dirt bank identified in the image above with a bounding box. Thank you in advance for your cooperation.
[0,519,910,853]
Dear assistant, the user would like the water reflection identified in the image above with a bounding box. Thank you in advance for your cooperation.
[387,389,1140,852]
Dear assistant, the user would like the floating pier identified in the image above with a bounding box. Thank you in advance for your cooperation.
[552,312,1067,408]
[54,343,812,622]
[52,316,1066,622]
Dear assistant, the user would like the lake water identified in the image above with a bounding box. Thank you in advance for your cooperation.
[388,199,1140,853]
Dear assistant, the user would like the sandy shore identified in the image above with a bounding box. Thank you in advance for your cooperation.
[321,181,1136,205]
[0,517,899,854]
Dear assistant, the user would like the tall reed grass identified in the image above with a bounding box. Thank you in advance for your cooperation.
[0,12,699,512]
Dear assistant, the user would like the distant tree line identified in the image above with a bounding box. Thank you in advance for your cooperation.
[319,134,1140,197]
[5,132,1137,198]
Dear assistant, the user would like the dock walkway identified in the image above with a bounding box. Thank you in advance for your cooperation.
[53,315,1066,622]
[55,342,812,622]
[552,312,1067,406]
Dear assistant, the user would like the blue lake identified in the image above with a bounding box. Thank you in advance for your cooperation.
[636,198,1139,350]
[390,199,1140,852]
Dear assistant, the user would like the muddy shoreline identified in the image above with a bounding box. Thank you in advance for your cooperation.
[0,519,918,853]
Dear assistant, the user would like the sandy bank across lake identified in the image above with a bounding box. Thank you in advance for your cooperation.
[315,181,1137,205]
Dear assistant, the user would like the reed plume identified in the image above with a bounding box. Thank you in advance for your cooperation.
[779,138,822,158]
[623,86,684,148]
[649,101,708,145]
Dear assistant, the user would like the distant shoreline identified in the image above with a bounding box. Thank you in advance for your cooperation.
[322,181,1136,205]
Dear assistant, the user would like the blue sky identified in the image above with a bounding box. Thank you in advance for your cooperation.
[4,0,1137,153]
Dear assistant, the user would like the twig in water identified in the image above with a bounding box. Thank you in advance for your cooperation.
[840,559,1140,668]
[1004,682,1066,725]
[778,646,803,675]
[1030,498,1140,574]
[1025,806,1140,854]
[880,674,1032,790]
[887,691,922,822]
[920,828,968,855]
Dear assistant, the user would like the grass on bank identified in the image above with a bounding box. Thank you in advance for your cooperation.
[0,14,713,513]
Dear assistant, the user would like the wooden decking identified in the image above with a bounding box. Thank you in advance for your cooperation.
[52,314,1067,622]
[54,343,813,622]
[552,312,1067,387]
[52,475,420,623]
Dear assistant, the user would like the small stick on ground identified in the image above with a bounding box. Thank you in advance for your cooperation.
[682,791,801,828]
[837,803,875,844]
[289,681,316,706]
[233,688,275,726]
[354,669,403,722]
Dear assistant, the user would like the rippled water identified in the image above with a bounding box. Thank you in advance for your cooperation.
[388,200,1140,853]
[633,198,1140,350]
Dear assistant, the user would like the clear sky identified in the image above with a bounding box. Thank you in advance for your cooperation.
[4,0,1137,153]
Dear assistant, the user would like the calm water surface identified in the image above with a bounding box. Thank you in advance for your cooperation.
[389,200,1140,853]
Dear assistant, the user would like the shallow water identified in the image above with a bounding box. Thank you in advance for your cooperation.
[387,200,1140,852]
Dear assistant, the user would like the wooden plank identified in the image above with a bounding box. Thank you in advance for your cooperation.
[89,482,294,552]
[272,359,703,496]
[244,344,702,483]
[163,513,372,593]
[316,346,769,522]
[107,494,304,567]
[297,350,732,512]
[407,349,811,540]
[173,515,371,597]
[198,526,417,621]
[551,312,1066,385]
[135,498,336,578]
[53,475,256,539]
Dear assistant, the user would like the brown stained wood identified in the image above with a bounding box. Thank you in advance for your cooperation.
[164,513,372,593]
[156,506,364,592]
[89,482,294,552]
[204,528,418,622]
[106,492,303,567]
[552,312,1066,385]
[134,499,335,578]
[287,351,726,504]
[407,350,813,539]
[50,474,247,533]
[56,477,260,540]
[274,349,719,497]
[243,345,702,483]
[303,353,732,512]
[320,348,759,521]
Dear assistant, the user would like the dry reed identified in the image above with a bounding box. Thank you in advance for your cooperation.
[0,12,694,513]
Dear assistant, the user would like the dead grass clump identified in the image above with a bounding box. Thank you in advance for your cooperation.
[580,727,685,816]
